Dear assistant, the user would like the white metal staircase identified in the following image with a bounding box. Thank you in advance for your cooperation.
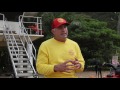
[4,31,38,78]
[1,13,41,78]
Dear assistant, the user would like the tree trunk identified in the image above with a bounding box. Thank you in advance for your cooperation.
[117,12,120,34]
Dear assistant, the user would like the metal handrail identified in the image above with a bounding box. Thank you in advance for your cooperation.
[2,14,19,78]
[19,15,42,35]
[0,13,5,29]
[18,15,38,76]
[18,15,37,61]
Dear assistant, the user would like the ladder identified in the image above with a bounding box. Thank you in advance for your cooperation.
[2,14,38,78]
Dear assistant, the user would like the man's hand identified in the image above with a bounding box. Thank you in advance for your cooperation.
[71,58,81,70]
[54,59,81,73]
[54,60,75,73]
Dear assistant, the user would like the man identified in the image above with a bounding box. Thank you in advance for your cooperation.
[36,18,85,78]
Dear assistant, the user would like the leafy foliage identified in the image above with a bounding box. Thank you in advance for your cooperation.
[37,12,120,66]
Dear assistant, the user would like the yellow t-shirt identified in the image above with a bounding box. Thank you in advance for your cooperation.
[36,38,85,78]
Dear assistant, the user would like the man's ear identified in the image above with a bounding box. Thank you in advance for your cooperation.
[51,29,53,34]
[51,29,55,33]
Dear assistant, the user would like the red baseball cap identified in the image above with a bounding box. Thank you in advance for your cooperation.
[51,18,69,29]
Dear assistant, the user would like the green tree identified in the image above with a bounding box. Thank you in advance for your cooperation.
[36,12,120,65]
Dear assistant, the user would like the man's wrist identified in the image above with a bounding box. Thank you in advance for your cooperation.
[54,65,58,72]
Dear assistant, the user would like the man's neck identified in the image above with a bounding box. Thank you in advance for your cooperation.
[54,37,66,42]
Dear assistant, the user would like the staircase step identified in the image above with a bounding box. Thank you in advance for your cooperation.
[16,68,32,71]
[13,58,29,60]
[9,43,23,46]
[11,50,26,53]
[11,50,25,52]
[11,52,26,55]
[12,59,29,62]
[6,37,18,39]
[7,39,20,41]
[9,48,24,50]
[9,42,22,44]
[14,63,30,65]
[9,46,24,48]
[13,61,29,63]
[9,47,24,50]
[7,40,20,42]
[17,73,34,77]
[11,54,27,56]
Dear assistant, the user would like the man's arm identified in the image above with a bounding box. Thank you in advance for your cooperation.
[36,43,55,76]
[74,43,85,72]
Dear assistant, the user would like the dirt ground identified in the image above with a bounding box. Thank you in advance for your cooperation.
[76,70,110,78]
[0,71,110,78]
[38,70,110,78]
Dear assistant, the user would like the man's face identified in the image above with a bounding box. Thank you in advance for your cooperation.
[52,24,68,39]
